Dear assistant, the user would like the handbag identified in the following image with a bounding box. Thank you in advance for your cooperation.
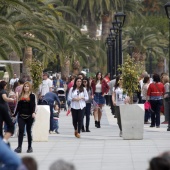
[144,101,151,110]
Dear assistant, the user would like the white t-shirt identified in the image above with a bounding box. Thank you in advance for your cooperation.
[39,78,53,96]
[10,78,19,86]
[113,87,127,106]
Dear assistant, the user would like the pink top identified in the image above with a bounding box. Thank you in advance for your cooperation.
[15,85,23,96]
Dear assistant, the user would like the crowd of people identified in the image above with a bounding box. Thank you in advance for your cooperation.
[0,70,170,169]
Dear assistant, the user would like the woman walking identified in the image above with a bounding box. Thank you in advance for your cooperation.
[91,72,109,128]
[162,75,170,124]
[147,74,164,128]
[141,76,151,124]
[112,76,128,137]
[13,82,36,153]
[0,81,14,145]
[68,77,89,138]
[82,77,93,132]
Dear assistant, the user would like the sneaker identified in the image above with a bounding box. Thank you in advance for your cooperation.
[119,131,122,137]
[27,147,33,153]
[156,126,160,128]
[76,133,80,138]
[54,130,60,134]
[150,125,155,127]
[161,121,168,124]
[14,147,22,153]
[49,131,54,134]
[144,121,150,124]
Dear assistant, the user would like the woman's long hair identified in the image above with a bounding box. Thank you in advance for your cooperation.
[95,72,103,84]
[19,81,32,100]
[114,75,121,89]
[72,77,84,92]
[83,77,91,91]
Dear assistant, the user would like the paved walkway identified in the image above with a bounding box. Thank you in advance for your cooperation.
[10,106,170,170]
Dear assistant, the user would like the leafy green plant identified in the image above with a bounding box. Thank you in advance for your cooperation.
[118,56,142,104]
[29,59,43,92]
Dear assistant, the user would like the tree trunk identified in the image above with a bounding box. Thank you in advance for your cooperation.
[155,58,164,75]
[86,17,97,39]
[9,52,20,77]
[61,59,70,78]
[22,47,32,76]
[101,13,111,42]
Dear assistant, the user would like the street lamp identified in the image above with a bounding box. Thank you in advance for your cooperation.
[114,12,126,66]
[147,47,152,78]
[112,22,119,75]
[163,47,168,73]
[106,37,112,78]
[164,2,170,131]
[109,30,117,77]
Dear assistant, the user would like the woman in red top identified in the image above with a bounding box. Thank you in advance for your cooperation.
[91,72,109,128]
[147,74,165,128]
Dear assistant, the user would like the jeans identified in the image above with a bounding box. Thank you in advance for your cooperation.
[82,103,91,129]
[53,119,59,131]
[150,99,163,126]
[115,106,122,131]
[0,137,21,170]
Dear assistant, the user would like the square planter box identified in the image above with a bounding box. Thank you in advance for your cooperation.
[119,104,144,140]
[33,105,50,142]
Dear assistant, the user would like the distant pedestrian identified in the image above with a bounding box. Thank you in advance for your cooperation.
[91,72,109,128]
[82,77,93,132]
[38,72,53,104]
[0,81,14,145]
[9,73,19,90]
[147,74,165,128]
[68,77,89,138]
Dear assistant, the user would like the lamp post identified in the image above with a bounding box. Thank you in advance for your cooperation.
[164,2,170,131]
[114,12,126,66]
[147,47,152,78]
[112,22,119,75]
[106,37,112,79]
[110,29,117,77]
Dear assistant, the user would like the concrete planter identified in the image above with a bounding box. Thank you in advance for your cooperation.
[33,105,50,142]
[119,104,144,140]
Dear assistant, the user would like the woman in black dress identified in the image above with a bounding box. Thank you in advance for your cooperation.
[13,81,36,153]
[0,81,14,144]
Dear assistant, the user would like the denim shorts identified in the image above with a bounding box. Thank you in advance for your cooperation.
[94,93,105,105]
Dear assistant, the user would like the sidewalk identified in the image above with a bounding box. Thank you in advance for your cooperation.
[10,106,170,170]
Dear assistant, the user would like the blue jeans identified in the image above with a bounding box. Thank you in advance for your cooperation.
[53,119,59,131]
[0,137,21,170]
[150,99,163,126]
[82,103,91,128]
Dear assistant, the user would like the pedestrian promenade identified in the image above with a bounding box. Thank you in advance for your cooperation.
[10,106,170,170]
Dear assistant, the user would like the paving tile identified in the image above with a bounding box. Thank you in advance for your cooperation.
[9,105,170,170]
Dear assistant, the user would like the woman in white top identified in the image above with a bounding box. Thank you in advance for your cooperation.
[141,76,151,124]
[112,75,127,137]
[162,75,170,124]
[68,77,89,138]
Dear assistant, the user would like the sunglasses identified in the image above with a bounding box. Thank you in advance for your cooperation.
[83,81,87,83]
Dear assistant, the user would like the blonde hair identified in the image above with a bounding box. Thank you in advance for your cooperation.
[162,75,169,84]
[19,81,32,101]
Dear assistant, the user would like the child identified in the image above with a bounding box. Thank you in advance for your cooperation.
[53,104,60,134]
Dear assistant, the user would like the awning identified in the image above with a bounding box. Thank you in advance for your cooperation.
[0,60,23,64]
